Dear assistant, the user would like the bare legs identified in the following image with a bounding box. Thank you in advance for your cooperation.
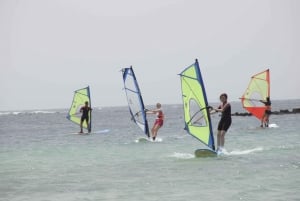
[261,114,270,127]
[217,130,226,151]
[79,119,89,133]
[151,124,161,140]
[80,120,83,133]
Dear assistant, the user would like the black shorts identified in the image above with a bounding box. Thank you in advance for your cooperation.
[81,116,89,122]
[218,118,232,132]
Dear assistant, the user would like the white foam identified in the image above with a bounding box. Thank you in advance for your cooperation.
[30,110,56,114]
[135,137,163,143]
[0,112,12,116]
[217,148,228,155]
[0,110,56,116]
[225,147,264,156]
[153,137,163,142]
[0,111,22,115]
[94,129,110,134]
[170,152,195,159]
[268,123,279,128]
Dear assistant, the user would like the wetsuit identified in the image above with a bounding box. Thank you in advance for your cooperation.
[217,103,232,131]
[80,106,91,122]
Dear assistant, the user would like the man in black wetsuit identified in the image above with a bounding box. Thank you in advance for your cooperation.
[260,97,271,127]
[214,93,232,153]
[80,101,92,133]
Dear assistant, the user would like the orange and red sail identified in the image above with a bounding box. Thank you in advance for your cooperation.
[241,69,270,120]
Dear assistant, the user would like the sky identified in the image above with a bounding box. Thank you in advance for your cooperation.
[0,0,299,111]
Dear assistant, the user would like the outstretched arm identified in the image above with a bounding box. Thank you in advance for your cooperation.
[259,100,265,104]
[210,109,218,114]
[214,103,229,113]
[214,108,221,113]
[145,109,155,114]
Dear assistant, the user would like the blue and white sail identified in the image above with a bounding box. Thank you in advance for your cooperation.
[122,67,150,137]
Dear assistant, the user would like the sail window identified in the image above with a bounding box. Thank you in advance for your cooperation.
[189,98,207,127]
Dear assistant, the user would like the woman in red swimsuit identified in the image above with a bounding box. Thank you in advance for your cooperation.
[146,103,164,141]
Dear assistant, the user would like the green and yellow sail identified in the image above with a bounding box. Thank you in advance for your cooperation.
[66,86,92,131]
[179,59,215,151]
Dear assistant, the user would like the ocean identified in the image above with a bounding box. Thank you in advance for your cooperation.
[0,100,299,201]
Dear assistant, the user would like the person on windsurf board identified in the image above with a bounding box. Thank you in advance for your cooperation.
[214,93,231,153]
[146,103,164,141]
[80,101,92,133]
[259,97,271,127]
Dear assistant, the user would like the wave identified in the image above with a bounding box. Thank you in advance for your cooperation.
[0,111,21,116]
[170,152,195,159]
[268,123,279,128]
[94,129,110,134]
[29,110,56,114]
[225,147,264,156]
[0,110,57,116]
[169,148,264,159]
[135,137,163,143]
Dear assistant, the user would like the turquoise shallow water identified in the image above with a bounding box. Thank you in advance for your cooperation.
[0,100,300,201]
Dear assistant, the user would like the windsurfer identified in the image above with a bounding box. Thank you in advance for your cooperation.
[260,97,271,127]
[214,93,231,153]
[80,101,92,133]
[146,103,164,141]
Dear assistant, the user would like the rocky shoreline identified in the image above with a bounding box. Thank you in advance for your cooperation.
[232,108,300,116]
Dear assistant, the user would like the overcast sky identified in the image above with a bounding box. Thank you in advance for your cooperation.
[0,0,299,111]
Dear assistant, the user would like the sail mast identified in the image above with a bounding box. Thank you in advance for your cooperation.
[122,67,150,137]
[179,59,215,151]
[194,59,214,149]
[87,86,92,132]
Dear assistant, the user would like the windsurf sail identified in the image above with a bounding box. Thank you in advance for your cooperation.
[122,67,150,137]
[179,59,215,151]
[66,86,92,131]
[240,69,270,120]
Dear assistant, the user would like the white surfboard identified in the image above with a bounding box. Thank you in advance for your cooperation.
[268,123,279,128]
[68,129,110,135]
[135,137,163,143]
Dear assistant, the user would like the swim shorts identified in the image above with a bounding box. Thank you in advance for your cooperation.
[154,119,163,127]
[81,116,89,122]
[217,118,231,132]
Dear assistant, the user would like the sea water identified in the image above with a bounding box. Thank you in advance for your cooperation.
[0,100,299,201]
